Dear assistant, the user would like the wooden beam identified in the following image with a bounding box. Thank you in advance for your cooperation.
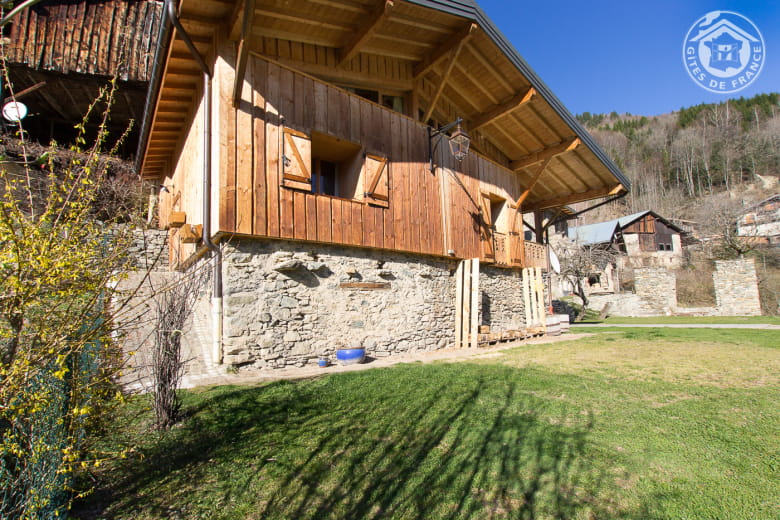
[510,137,580,171]
[526,184,626,212]
[338,0,394,66]
[4,81,47,103]
[413,23,476,80]
[516,155,554,206]
[422,40,465,123]
[227,0,245,41]
[470,87,536,131]
[233,0,255,107]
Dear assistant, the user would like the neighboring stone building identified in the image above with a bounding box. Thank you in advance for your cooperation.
[134,0,631,368]
[737,194,780,245]
[569,210,685,269]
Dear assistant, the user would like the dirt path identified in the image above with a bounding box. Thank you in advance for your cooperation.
[178,333,592,389]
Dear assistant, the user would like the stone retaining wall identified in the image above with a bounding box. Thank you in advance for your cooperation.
[127,228,169,271]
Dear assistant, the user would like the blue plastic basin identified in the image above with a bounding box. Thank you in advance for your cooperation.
[336,348,366,365]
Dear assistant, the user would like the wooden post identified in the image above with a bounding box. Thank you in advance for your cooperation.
[469,258,479,348]
[522,268,532,329]
[455,260,463,348]
[454,258,479,348]
[535,267,546,330]
[534,209,544,244]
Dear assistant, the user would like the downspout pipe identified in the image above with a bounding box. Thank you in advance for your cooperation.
[163,0,223,363]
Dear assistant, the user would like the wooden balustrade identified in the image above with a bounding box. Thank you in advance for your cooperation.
[524,241,548,269]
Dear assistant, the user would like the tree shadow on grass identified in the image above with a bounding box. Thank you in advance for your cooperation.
[76,363,649,519]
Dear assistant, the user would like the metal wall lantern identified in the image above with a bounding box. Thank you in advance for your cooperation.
[428,117,471,172]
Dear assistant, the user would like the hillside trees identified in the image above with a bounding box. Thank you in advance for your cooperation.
[577,93,780,221]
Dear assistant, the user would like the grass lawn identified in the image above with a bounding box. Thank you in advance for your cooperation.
[75,328,780,519]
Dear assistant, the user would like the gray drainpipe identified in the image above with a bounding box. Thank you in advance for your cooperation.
[161,0,223,363]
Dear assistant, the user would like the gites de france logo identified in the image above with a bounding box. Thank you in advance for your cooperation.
[683,11,765,94]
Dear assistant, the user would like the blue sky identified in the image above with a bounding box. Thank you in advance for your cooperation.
[477,0,780,116]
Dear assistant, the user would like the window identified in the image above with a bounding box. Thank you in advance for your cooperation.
[343,87,404,115]
[281,127,390,206]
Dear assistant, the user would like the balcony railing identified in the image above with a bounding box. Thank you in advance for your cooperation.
[524,241,548,269]
[485,232,548,269]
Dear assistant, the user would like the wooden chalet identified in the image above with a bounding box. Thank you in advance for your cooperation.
[134,0,631,365]
[138,0,629,266]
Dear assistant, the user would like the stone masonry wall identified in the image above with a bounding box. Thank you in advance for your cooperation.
[634,267,677,315]
[219,238,529,368]
[714,259,762,316]
[480,267,525,330]
[127,228,169,271]
[588,259,762,317]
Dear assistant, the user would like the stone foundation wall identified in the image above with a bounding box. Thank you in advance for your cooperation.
[219,238,529,368]
[480,267,525,330]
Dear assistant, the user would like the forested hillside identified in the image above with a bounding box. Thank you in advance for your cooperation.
[575,93,780,227]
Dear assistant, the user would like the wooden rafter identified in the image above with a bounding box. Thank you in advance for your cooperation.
[510,137,580,171]
[422,43,463,123]
[338,0,395,66]
[4,81,46,103]
[227,0,246,41]
[516,154,554,206]
[526,184,626,212]
[470,87,536,131]
[413,22,476,80]
[233,0,256,107]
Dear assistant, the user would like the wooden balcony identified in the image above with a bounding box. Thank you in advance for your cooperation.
[485,232,548,269]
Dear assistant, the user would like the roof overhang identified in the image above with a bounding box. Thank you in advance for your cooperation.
[136,0,630,210]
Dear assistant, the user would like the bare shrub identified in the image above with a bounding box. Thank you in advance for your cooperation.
[151,269,204,429]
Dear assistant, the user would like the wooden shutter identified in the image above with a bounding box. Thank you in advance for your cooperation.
[364,153,389,207]
[282,127,312,191]
[509,203,525,266]
[479,193,495,261]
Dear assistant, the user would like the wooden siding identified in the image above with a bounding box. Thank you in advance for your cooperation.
[6,0,163,82]
[213,52,532,263]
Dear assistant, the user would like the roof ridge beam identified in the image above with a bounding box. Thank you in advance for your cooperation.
[511,137,580,171]
[413,22,477,80]
[470,87,536,131]
[338,0,395,66]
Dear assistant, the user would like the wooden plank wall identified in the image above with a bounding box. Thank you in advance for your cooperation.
[214,52,525,261]
[6,0,163,82]
[441,146,523,260]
